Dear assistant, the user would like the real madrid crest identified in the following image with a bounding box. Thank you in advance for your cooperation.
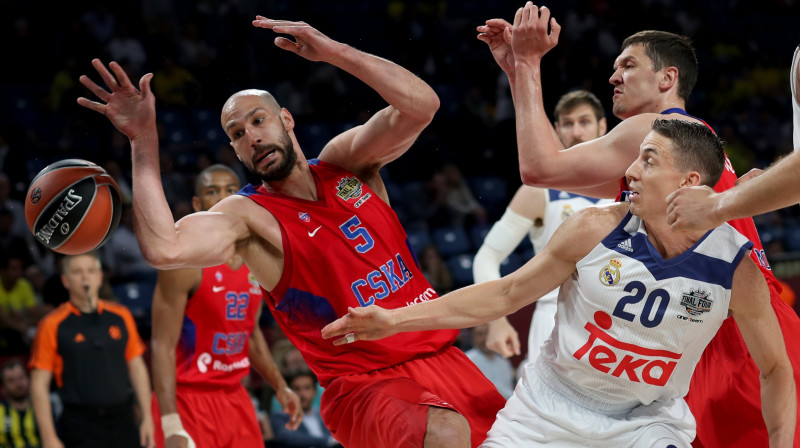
[599,258,622,286]
[561,204,575,221]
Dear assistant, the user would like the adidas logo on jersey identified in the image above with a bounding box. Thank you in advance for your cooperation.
[617,239,634,253]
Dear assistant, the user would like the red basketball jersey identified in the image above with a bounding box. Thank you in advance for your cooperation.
[176,263,263,387]
[619,110,780,293]
[239,160,458,387]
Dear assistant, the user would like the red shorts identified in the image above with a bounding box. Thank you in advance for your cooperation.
[152,383,262,448]
[687,289,800,448]
[320,345,506,448]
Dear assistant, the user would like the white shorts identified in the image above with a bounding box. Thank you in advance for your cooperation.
[482,360,695,448]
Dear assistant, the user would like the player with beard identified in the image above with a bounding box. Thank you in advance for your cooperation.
[76,16,506,448]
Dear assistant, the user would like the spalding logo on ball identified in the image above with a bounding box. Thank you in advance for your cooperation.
[25,159,122,255]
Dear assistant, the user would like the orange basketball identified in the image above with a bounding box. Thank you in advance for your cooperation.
[25,159,122,255]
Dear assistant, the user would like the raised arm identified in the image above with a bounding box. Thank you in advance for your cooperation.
[729,256,796,447]
[248,301,302,430]
[322,205,620,344]
[150,268,198,448]
[500,5,626,196]
[77,60,249,269]
[252,17,439,189]
[667,149,800,232]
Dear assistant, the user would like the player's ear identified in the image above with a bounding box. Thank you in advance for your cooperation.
[280,108,295,132]
[192,196,202,213]
[681,171,702,187]
[660,66,678,93]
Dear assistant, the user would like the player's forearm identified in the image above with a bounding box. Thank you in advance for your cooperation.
[130,131,180,265]
[30,371,58,441]
[128,356,153,420]
[151,344,179,415]
[392,279,518,332]
[513,60,567,186]
[327,44,439,123]
[716,150,800,221]
[249,330,288,393]
[760,364,796,448]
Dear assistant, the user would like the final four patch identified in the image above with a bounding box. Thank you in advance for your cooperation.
[681,289,712,315]
[336,177,363,201]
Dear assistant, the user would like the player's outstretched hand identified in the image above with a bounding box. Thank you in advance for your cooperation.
[477,18,515,76]
[321,306,396,345]
[276,386,304,431]
[666,185,723,232]
[77,59,156,141]
[252,16,341,63]
[487,318,521,358]
[511,2,561,63]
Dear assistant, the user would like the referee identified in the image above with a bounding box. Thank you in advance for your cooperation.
[28,252,154,448]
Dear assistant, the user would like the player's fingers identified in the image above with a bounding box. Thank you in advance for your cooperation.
[76,97,105,114]
[538,5,551,26]
[273,36,300,54]
[504,25,513,43]
[513,5,523,27]
[79,75,110,102]
[139,73,154,99]
[510,335,521,356]
[109,61,133,89]
[550,17,561,41]
[91,58,119,89]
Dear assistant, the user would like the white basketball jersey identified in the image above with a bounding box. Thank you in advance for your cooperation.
[527,191,613,356]
[539,212,752,408]
[530,190,613,253]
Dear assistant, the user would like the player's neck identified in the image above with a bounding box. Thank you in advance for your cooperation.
[643,218,704,260]
[653,95,686,114]
[70,295,98,313]
[261,161,318,201]
[225,255,244,270]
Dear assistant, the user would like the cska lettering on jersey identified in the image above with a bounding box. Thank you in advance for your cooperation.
[350,253,414,307]
[573,311,681,386]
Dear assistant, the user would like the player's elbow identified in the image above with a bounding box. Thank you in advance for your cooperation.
[520,167,555,188]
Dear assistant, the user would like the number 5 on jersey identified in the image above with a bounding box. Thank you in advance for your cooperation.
[339,216,374,253]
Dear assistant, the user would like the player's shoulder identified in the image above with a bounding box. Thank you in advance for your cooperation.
[549,202,627,254]
[566,202,628,234]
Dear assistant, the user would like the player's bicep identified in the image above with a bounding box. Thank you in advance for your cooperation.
[167,202,250,269]
[320,106,424,176]
[730,257,790,375]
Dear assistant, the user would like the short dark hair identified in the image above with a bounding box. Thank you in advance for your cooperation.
[622,31,698,101]
[285,368,318,388]
[0,359,25,386]
[651,119,724,186]
[193,164,241,196]
[553,90,605,122]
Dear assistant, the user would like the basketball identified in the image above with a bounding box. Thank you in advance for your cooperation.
[24,159,122,255]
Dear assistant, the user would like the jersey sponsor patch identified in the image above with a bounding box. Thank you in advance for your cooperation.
[599,259,622,286]
[573,311,681,386]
